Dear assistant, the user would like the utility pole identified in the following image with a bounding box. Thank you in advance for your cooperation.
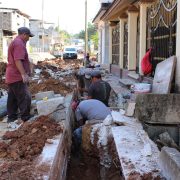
[85,0,88,56]
[41,0,44,52]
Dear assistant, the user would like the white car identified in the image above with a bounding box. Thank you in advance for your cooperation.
[63,47,78,59]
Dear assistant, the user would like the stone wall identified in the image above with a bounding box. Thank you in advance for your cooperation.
[135,94,180,123]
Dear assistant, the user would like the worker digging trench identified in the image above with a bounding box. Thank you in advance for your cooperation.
[0,53,180,179]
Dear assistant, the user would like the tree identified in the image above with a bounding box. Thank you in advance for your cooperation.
[91,31,98,50]
[74,23,97,41]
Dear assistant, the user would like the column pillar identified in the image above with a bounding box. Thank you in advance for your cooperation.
[127,6,139,70]
[176,1,180,92]
[108,23,112,64]
[139,1,152,74]
[119,14,128,69]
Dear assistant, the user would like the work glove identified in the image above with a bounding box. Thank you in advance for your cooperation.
[22,74,30,83]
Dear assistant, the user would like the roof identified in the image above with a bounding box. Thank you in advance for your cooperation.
[0,7,30,18]
[101,0,138,21]
[92,3,112,23]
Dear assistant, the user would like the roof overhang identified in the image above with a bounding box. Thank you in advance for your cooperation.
[101,0,138,21]
[92,3,112,24]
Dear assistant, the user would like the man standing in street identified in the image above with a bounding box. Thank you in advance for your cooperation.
[5,27,34,128]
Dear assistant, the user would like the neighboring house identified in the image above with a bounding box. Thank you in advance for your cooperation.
[93,0,180,92]
[0,8,30,61]
[29,19,60,52]
[71,39,85,53]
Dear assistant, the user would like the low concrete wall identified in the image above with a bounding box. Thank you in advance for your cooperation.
[135,94,180,123]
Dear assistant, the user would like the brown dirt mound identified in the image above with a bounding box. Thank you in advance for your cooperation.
[36,58,82,71]
[2,116,62,161]
[0,62,6,76]
[29,78,73,95]
[0,116,62,179]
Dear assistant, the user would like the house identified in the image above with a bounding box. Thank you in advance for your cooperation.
[29,19,60,52]
[0,8,30,61]
[93,0,180,92]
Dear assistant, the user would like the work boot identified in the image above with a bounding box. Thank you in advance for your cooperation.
[7,122,19,129]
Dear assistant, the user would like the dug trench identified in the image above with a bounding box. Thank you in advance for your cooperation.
[66,90,123,180]
[0,59,124,179]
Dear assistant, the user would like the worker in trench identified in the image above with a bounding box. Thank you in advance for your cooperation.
[5,27,34,129]
[71,99,111,153]
[75,69,111,107]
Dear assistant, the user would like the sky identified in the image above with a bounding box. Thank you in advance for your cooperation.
[0,0,100,34]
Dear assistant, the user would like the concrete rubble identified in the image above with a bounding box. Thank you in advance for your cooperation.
[0,55,180,179]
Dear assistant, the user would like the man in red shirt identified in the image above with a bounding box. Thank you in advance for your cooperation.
[5,27,34,128]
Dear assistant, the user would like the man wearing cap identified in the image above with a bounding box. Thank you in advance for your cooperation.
[88,70,111,106]
[5,27,34,128]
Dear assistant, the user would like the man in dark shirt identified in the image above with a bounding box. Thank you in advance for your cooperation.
[88,70,111,106]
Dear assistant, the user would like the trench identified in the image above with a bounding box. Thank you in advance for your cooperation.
[66,90,123,180]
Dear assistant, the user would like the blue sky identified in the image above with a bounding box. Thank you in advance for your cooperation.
[0,0,100,33]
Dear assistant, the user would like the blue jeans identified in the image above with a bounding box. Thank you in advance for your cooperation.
[73,127,82,147]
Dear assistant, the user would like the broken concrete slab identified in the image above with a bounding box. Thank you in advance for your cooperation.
[35,91,55,100]
[159,147,180,180]
[36,97,64,116]
[152,56,176,94]
[125,102,136,117]
[135,94,180,123]
[112,126,164,179]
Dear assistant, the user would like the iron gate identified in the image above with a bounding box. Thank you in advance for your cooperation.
[112,24,120,65]
[123,22,128,69]
[136,16,140,72]
[146,0,177,75]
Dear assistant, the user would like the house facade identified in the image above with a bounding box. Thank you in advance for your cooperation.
[93,0,180,92]
[29,19,60,52]
[0,8,30,61]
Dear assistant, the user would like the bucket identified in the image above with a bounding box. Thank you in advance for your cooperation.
[131,83,151,94]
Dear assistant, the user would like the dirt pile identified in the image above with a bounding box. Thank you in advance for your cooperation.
[0,116,62,179]
[36,58,82,71]
[29,78,74,95]
[1,115,62,160]
[0,62,6,76]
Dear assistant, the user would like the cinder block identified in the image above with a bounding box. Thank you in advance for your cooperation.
[125,102,136,117]
[159,146,180,180]
[36,97,64,115]
[35,91,55,100]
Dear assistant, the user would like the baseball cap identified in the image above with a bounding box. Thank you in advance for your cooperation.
[18,27,34,37]
[91,70,101,78]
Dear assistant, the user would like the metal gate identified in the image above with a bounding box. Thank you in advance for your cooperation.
[123,22,128,69]
[146,0,177,75]
[136,16,140,72]
[112,24,120,65]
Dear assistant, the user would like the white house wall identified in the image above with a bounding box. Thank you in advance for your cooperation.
[98,21,110,64]
[11,12,29,33]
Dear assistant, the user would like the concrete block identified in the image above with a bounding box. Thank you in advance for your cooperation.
[159,147,180,180]
[35,91,54,100]
[125,102,136,117]
[135,94,180,123]
[152,56,176,94]
[36,97,64,115]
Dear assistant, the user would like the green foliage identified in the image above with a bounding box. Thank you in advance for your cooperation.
[59,29,72,44]
[91,31,98,50]
[73,22,97,41]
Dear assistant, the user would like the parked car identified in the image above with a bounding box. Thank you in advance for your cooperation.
[63,47,78,59]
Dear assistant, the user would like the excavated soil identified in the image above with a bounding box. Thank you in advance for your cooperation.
[35,58,82,71]
[0,62,6,76]
[0,116,62,179]
[67,154,101,180]
[29,78,74,96]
